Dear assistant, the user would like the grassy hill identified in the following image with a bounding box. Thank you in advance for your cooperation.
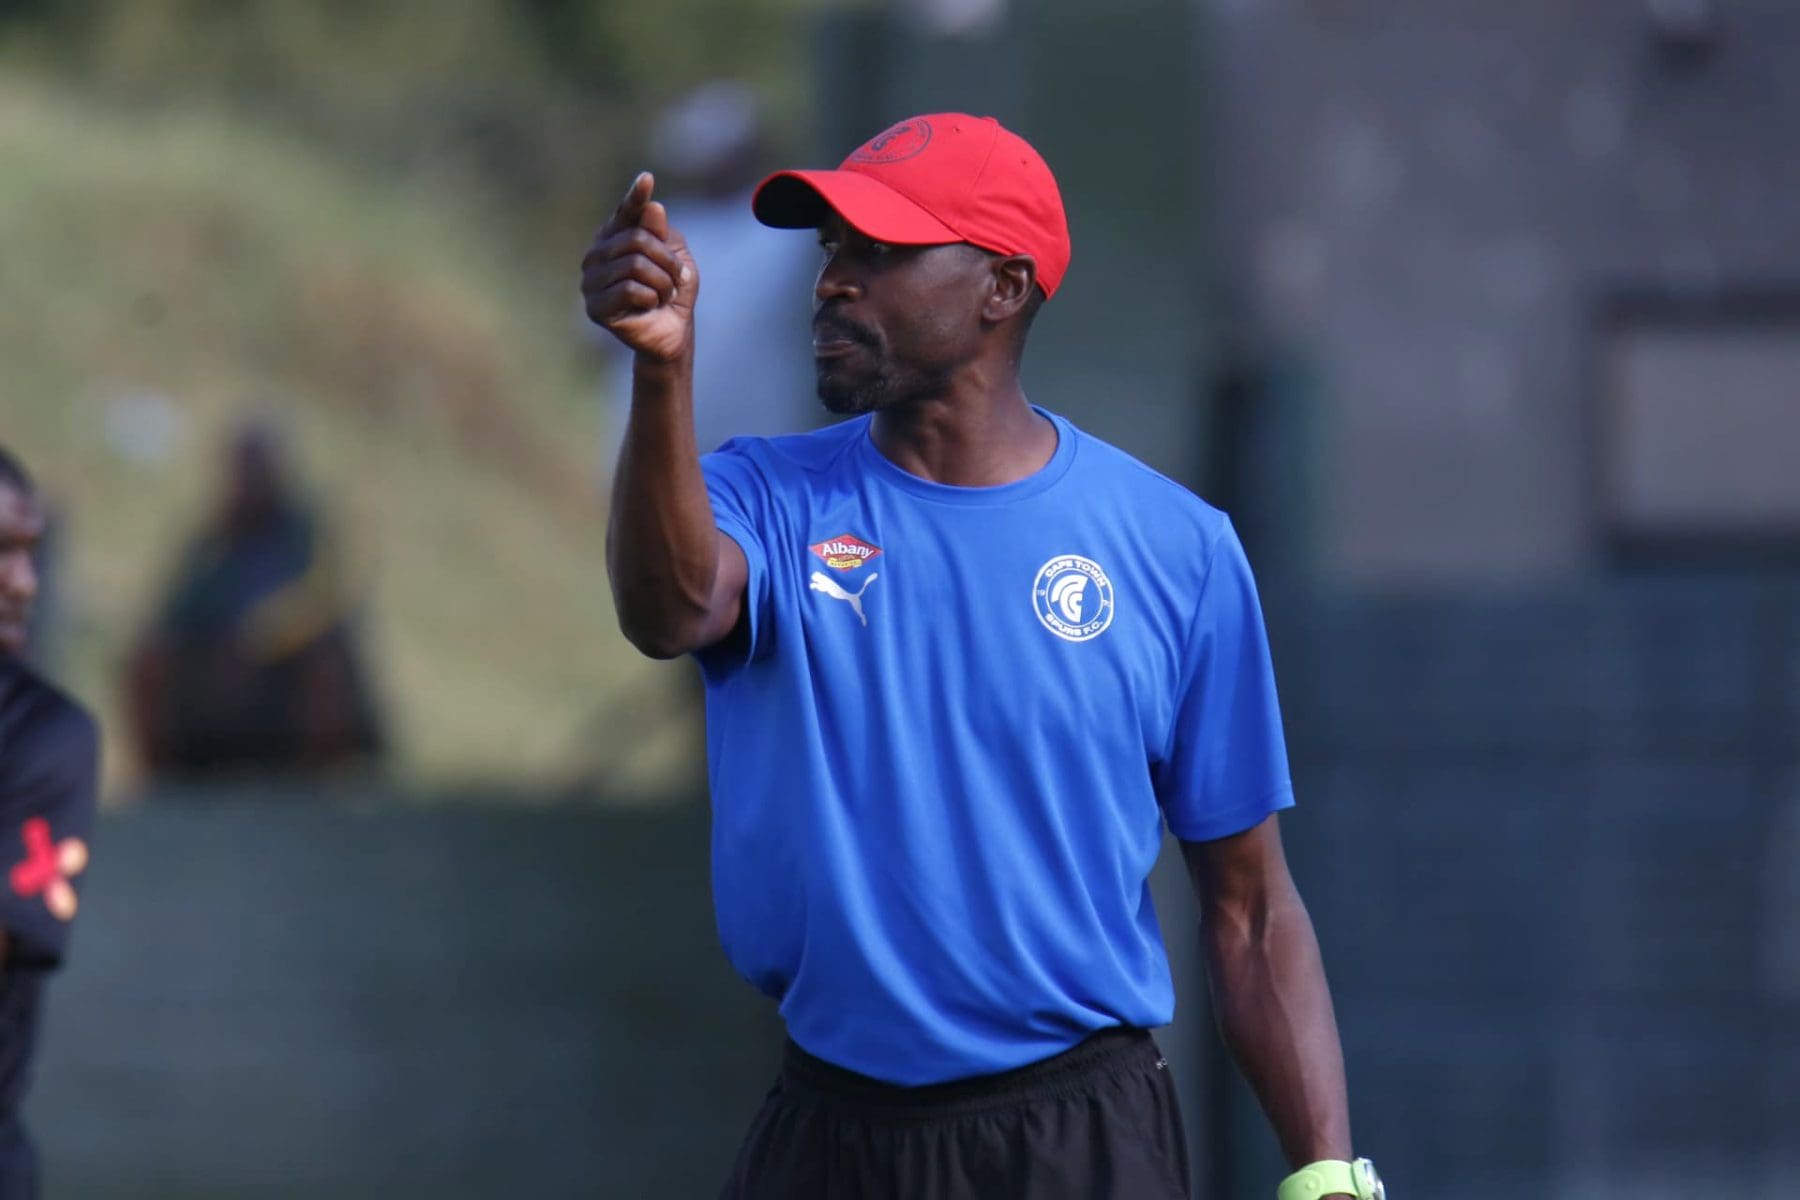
[0,76,696,797]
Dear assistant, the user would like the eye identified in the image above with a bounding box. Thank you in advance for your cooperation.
[818,238,840,256]
[868,241,892,256]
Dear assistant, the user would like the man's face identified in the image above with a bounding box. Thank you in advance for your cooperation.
[0,482,44,657]
[810,213,996,415]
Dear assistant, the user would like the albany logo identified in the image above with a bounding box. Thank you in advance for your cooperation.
[1032,555,1115,642]
[809,533,883,571]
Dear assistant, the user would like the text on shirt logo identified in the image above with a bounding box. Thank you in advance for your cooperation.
[809,533,883,571]
[1032,555,1115,642]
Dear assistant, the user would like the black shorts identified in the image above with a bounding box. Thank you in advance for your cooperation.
[720,1026,1191,1200]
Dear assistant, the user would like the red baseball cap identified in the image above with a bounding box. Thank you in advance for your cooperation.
[752,113,1071,298]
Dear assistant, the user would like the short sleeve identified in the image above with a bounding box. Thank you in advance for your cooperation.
[0,702,99,968]
[696,439,777,680]
[1153,520,1296,842]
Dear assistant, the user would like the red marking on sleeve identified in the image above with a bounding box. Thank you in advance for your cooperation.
[10,817,87,921]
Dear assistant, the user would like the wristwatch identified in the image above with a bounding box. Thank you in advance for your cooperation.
[1277,1157,1385,1200]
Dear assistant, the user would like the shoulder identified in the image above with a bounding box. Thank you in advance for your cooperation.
[704,418,869,489]
[0,662,100,788]
[1058,415,1235,565]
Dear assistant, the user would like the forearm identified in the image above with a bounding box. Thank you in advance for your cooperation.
[605,349,722,657]
[1203,884,1352,1170]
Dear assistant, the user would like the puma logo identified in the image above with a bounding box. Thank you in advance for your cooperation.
[809,570,878,627]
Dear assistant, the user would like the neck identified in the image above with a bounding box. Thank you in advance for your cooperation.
[868,364,1055,488]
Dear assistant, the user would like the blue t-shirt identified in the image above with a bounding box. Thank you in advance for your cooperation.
[698,408,1294,1085]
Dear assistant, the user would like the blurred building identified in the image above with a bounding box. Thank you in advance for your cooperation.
[1209,0,1800,585]
[1202,6,1800,1195]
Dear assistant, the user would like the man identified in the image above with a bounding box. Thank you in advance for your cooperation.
[0,446,98,1198]
[583,114,1383,1199]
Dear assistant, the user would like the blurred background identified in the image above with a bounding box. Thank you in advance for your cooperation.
[3,0,1797,1196]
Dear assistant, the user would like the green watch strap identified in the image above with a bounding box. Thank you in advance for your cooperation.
[1277,1159,1359,1200]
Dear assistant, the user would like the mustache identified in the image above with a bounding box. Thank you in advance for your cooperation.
[812,313,876,345]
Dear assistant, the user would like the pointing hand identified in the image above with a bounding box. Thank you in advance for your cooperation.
[580,172,700,363]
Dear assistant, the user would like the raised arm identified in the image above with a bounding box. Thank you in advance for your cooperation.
[1180,814,1355,1196]
[582,173,747,659]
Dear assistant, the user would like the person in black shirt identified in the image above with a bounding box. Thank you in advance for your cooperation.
[0,445,98,1199]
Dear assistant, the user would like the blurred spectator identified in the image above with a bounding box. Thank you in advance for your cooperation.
[600,81,818,466]
[0,443,99,1198]
[124,422,383,778]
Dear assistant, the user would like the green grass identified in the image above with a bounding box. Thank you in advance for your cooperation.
[0,75,698,796]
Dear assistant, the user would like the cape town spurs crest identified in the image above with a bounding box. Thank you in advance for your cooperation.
[1032,555,1115,642]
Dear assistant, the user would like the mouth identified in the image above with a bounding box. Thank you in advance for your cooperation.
[812,311,875,359]
[812,338,863,359]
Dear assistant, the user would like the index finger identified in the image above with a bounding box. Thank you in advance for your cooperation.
[602,172,655,236]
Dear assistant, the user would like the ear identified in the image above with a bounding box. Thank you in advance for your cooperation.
[982,255,1037,323]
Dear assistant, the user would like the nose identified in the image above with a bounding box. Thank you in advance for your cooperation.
[0,551,36,605]
[815,252,862,306]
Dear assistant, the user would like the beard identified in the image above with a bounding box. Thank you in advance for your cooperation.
[816,353,953,416]
[817,364,894,415]
[814,328,893,415]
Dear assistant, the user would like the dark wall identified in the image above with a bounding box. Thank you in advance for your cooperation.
[27,792,1222,1200]
[1253,574,1800,1199]
[31,797,781,1199]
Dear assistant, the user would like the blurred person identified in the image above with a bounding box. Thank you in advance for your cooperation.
[125,422,383,778]
[583,115,1383,1199]
[597,81,816,467]
[0,445,98,1199]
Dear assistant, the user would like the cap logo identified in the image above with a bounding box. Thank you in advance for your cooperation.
[850,119,933,165]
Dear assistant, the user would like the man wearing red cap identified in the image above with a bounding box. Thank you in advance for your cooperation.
[583,115,1381,1200]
